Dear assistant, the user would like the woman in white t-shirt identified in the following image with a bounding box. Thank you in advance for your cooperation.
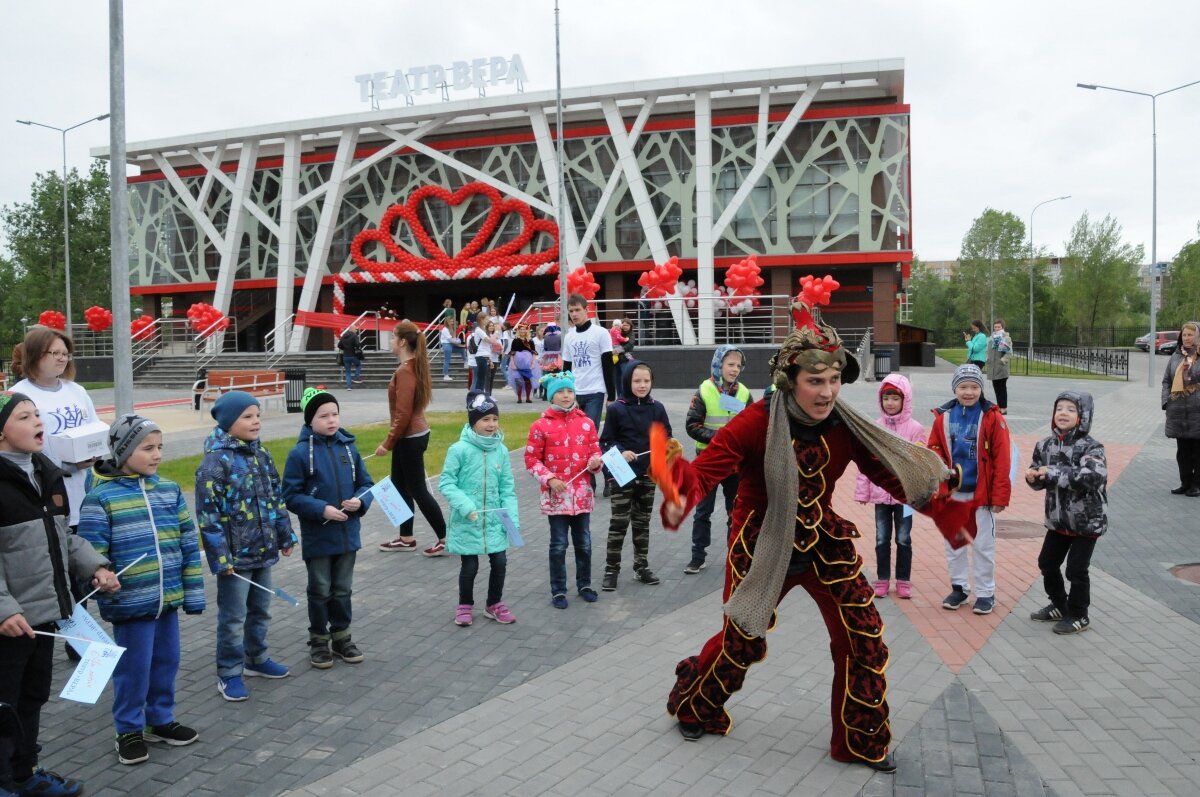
[11,326,101,528]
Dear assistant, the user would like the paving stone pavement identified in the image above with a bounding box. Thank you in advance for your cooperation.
[42,360,1200,795]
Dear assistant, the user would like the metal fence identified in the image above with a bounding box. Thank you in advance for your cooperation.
[927,326,1147,349]
[1011,343,1129,380]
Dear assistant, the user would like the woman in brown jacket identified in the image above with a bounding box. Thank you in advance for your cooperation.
[376,321,448,555]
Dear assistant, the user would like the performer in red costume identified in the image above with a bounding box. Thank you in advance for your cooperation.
[658,275,969,773]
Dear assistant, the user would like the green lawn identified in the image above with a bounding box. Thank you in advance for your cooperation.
[80,381,114,390]
[158,410,546,487]
[937,348,1122,380]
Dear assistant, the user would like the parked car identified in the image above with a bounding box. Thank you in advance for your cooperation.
[1134,330,1179,354]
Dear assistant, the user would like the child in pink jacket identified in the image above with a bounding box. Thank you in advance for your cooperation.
[524,372,603,609]
[854,373,927,599]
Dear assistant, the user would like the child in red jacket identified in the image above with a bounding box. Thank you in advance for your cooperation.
[926,364,1011,615]
[524,372,602,609]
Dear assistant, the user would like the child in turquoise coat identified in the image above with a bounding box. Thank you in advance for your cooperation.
[439,393,520,627]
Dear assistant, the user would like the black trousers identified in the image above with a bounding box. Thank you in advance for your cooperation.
[1175,437,1200,488]
[390,435,446,540]
[1037,531,1098,619]
[0,624,55,788]
[992,378,1008,410]
[459,553,507,606]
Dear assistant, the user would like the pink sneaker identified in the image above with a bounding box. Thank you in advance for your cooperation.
[484,602,516,624]
[454,604,472,626]
[873,580,889,598]
[896,580,912,599]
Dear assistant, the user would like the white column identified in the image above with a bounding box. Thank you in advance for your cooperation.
[211,141,258,339]
[695,90,715,345]
[529,106,581,267]
[274,134,301,353]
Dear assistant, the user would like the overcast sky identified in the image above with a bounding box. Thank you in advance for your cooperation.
[3,0,1199,264]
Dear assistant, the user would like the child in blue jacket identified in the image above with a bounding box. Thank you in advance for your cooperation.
[80,415,205,766]
[195,391,296,702]
[282,389,374,668]
[439,393,519,627]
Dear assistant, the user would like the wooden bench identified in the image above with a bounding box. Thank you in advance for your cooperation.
[194,369,286,412]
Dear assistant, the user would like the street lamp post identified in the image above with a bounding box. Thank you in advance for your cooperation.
[1028,195,1070,362]
[15,113,110,331]
[1078,79,1200,387]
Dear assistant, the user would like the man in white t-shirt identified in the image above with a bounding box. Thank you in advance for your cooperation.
[562,294,615,430]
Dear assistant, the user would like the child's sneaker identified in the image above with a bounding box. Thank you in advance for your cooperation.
[484,602,516,624]
[683,559,706,575]
[873,580,889,598]
[602,571,618,591]
[634,568,660,585]
[1053,616,1090,634]
[144,721,199,746]
[217,675,249,702]
[378,537,417,552]
[895,580,912,599]
[552,594,569,609]
[309,638,333,669]
[423,540,446,557]
[332,637,364,663]
[14,770,83,797]
[455,604,473,626]
[579,587,599,602]
[1030,603,1064,622]
[972,596,995,615]
[116,731,149,765]
[942,586,969,610]
[244,659,290,679]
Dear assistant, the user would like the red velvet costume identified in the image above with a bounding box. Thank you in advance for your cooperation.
[662,397,909,764]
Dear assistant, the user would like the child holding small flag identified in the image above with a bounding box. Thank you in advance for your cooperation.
[439,393,519,627]
[80,414,205,765]
[282,389,374,669]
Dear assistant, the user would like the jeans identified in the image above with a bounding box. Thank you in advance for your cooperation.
[112,612,180,733]
[576,392,605,430]
[0,625,54,787]
[459,552,507,606]
[944,505,996,598]
[342,355,362,389]
[306,552,356,637]
[874,504,913,581]
[441,343,456,377]
[390,434,446,540]
[473,356,492,392]
[215,566,274,678]
[691,473,738,563]
[1038,531,1097,619]
[548,514,591,596]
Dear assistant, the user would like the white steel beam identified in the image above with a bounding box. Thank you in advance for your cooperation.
[187,147,280,238]
[150,153,225,247]
[210,142,259,351]
[576,99,655,262]
[528,106,581,268]
[695,90,716,345]
[274,134,301,351]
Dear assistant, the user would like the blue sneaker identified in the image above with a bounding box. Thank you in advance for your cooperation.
[552,594,568,610]
[244,659,290,679]
[941,586,969,610]
[217,675,249,701]
[13,769,82,797]
[579,588,599,603]
[972,596,995,615]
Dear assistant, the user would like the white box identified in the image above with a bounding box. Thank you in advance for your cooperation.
[50,421,111,463]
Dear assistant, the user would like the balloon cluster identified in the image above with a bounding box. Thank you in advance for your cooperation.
[84,306,113,333]
[723,256,764,316]
[638,256,683,308]
[798,274,840,307]
[130,315,156,342]
[553,266,600,300]
[38,310,66,330]
[187,303,229,337]
[681,279,698,310]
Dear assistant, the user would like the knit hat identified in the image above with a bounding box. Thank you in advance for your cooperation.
[951,363,985,391]
[467,391,499,426]
[0,391,33,433]
[211,390,259,432]
[108,414,161,469]
[541,370,576,401]
[301,387,339,427]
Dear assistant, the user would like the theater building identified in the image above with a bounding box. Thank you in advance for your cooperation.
[97,58,912,352]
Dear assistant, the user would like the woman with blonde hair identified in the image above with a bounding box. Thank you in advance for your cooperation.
[376,320,448,555]
[1162,321,1200,496]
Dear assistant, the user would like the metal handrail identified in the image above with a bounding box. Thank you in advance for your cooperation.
[193,317,239,371]
[264,313,296,369]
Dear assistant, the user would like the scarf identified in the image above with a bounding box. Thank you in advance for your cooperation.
[723,391,952,637]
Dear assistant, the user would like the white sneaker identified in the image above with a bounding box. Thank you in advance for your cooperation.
[442,376,454,381]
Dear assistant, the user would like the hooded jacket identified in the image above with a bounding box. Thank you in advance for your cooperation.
[282,426,374,560]
[599,360,673,480]
[524,404,602,515]
[854,373,929,505]
[439,425,518,555]
[1027,391,1108,537]
[195,427,296,573]
[685,345,754,447]
[0,453,109,627]
[78,463,205,622]
[927,395,1012,508]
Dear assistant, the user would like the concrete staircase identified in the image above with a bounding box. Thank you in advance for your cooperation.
[133,351,474,390]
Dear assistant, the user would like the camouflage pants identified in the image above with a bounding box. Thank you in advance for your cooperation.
[606,475,656,573]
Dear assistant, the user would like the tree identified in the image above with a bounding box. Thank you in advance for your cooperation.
[908,257,961,341]
[954,209,1027,328]
[1161,223,1200,328]
[1056,212,1143,330]
[0,160,112,327]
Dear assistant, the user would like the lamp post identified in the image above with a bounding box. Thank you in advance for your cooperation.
[1028,195,1070,362]
[1078,79,1200,386]
[15,113,111,331]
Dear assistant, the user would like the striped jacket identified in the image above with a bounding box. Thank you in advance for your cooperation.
[79,463,205,623]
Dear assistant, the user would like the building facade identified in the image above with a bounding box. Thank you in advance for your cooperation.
[97,60,913,351]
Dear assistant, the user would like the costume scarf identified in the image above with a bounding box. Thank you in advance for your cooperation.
[724,391,952,637]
